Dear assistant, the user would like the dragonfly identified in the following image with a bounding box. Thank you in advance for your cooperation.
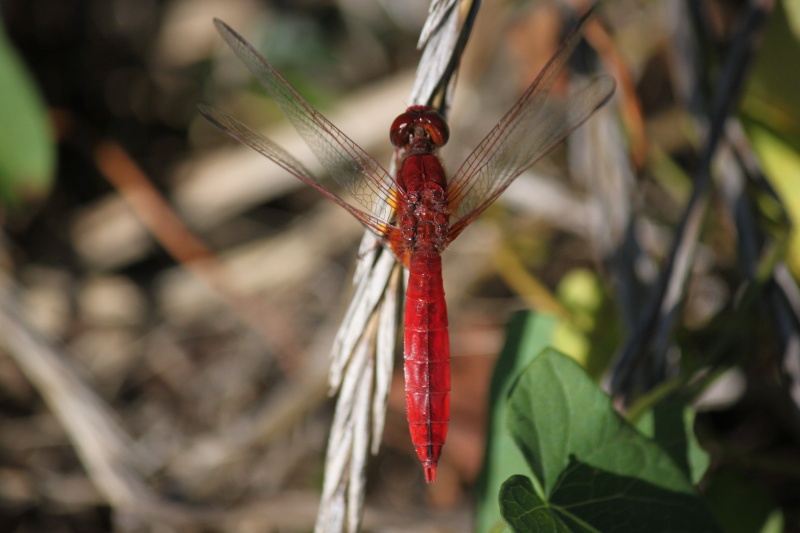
[199,10,615,483]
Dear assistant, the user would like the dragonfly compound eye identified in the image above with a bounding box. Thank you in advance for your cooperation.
[390,111,417,147]
[390,106,450,148]
[419,109,449,147]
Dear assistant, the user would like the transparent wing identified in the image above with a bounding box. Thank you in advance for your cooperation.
[198,103,394,237]
[446,9,615,241]
[212,18,399,226]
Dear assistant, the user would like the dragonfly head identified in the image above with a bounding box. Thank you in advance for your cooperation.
[390,106,449,153]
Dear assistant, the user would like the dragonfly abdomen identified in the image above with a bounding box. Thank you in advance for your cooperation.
[404,251,451,483]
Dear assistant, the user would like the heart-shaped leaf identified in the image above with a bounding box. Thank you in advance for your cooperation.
[500,349,722,532]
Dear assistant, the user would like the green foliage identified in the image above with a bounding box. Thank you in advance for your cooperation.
[633,400,710,485]
[0,20,55,208]
[498,349,723,532]
[742,1,800,277]
[743,0,800,150]
[499,476,571,533]
[746,124,800,276]
[476,312,558,533]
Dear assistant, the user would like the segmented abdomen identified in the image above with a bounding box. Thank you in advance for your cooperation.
[404,251,450,483]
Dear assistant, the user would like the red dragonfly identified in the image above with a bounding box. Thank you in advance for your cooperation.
[199,11,614,483]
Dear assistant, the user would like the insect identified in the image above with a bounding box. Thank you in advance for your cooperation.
[199,10,615,483]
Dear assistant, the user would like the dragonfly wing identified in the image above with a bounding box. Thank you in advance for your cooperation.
[199,103,395,237]
[212,19,399,227]
[446,10,615,241]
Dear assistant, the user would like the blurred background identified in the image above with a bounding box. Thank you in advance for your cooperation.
[0,0,799,531]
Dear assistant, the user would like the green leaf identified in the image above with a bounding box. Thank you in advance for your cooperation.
[742,1,800,149]
[506,349,688,495]
[502,349,723,532]
[499,475,575,533]
[550,458,721,531]
[0,21,55,207]
[746,124,800,276]
[786,0,800,38]
[476,311,559,533]
[635,400,710,485]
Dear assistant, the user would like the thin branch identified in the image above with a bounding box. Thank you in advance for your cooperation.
[314,1,474,530]
[611,0,773,397]
[94,140,304,375]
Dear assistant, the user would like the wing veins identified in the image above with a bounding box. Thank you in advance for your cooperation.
[198,103,394,237]
[213,19,398,223]
[445,8,615,241]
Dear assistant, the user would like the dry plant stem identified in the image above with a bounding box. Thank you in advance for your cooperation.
[373,264,401,451]
[93,141,303,374]
[347,335,374,532]
[0,276,162,511]
[568,83,641,335]
[583,13,647,170]
[725,121,800,410]
[774,263,800,409]
[612,0,771,396]
[317,315,376,532]
[328,249,397,390]
[723,121,800,431]
[168,354,330,480]
[411,0,482,111]
[315,1,472,530]
[316,248,399,532]
[1,142,349,527]
[627,111,798,418]
[0,271,349,529]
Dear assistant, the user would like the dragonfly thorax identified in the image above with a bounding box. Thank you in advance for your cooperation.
[396,156,450,255]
